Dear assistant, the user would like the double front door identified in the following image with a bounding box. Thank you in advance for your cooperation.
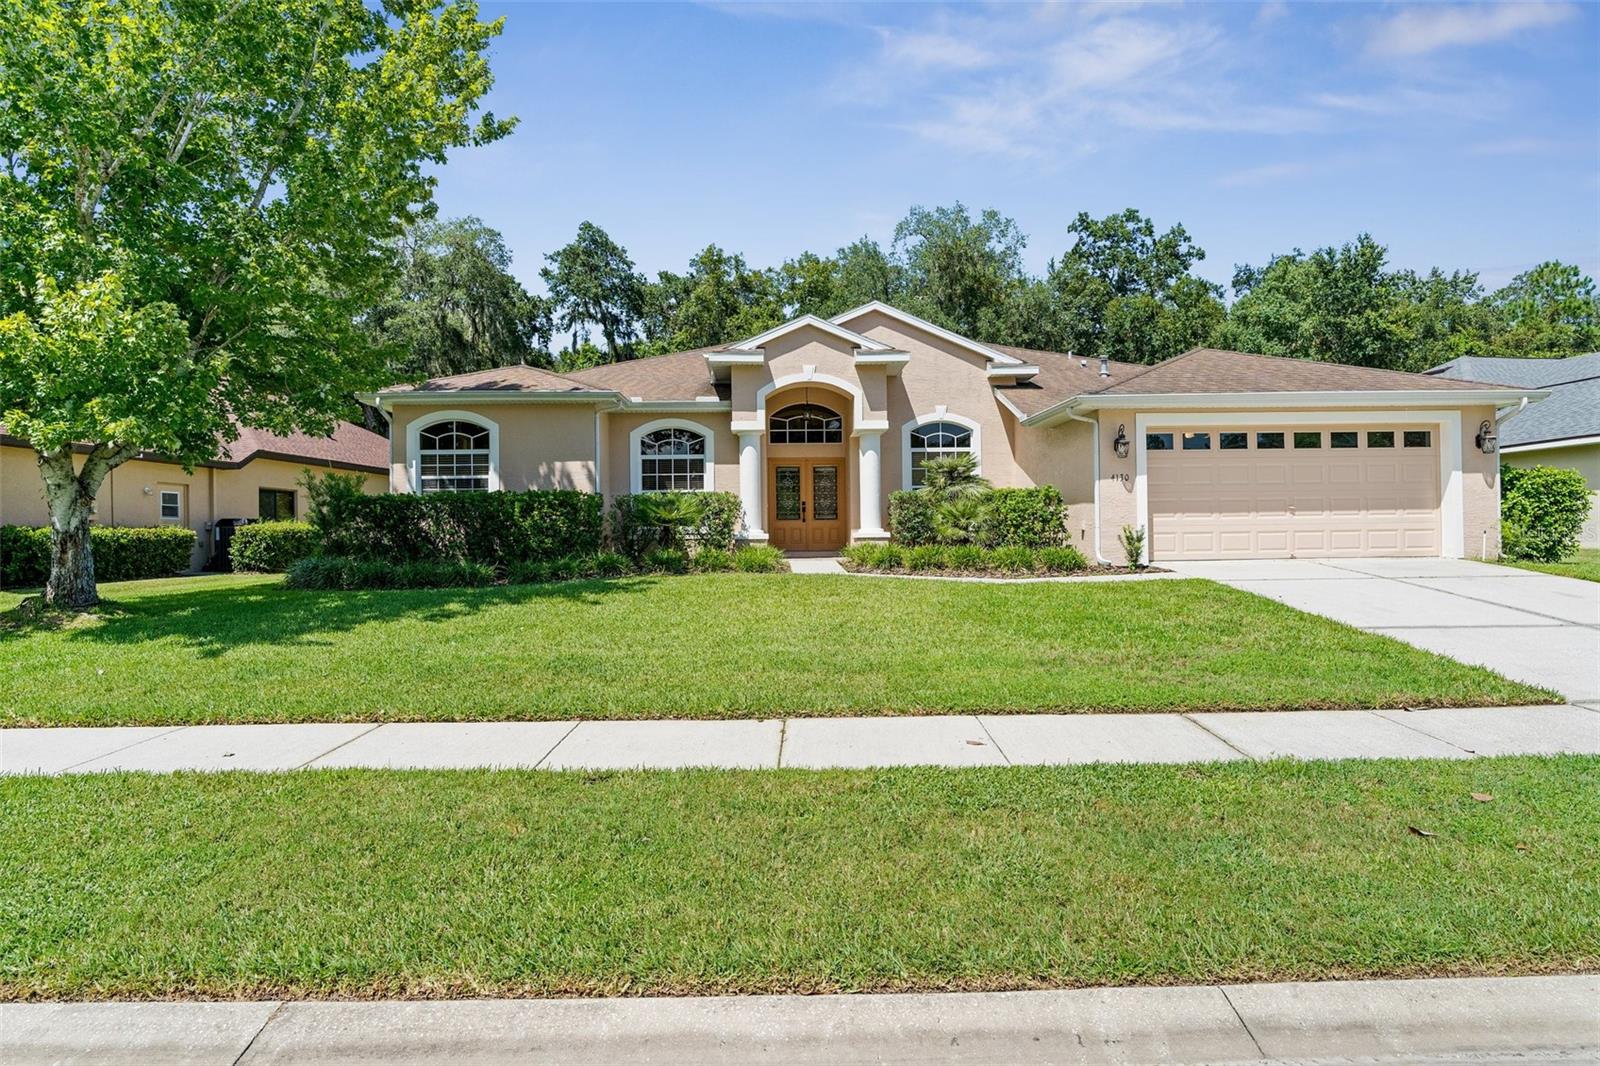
[768,459,847,551]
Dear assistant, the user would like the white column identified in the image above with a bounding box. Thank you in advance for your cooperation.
[737,430,767,541]
[856,430,888,539]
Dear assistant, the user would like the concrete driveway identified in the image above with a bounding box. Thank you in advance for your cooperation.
[1164,557,1600,703]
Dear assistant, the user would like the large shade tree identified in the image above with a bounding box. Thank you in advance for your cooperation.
[0,0,511,606]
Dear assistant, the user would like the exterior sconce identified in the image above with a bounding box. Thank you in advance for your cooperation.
[1112,424,1130,459]
[1475,420,1498,455]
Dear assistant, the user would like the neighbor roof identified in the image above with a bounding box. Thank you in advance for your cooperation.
[1427,353,1600,447]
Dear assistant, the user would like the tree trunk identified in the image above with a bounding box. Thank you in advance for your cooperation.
[46,509,98,608]
[35,447,122,609]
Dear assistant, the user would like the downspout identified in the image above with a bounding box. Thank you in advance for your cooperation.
[1060,407,1111,565]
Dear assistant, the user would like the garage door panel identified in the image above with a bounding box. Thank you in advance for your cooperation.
[1148,423,1440,560]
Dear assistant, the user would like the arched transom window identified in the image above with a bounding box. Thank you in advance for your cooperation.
[639,426,708,491]
[770,403,842,444]
[418,419,491,492]
[909,421,975,487]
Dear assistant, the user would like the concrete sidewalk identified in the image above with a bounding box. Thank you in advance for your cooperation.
[4,975,1596,1064]
[4,705,1597,775]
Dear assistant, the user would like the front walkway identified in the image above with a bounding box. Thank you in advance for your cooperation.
[1165,557,1600,702]
[4,974,1596,1065]
[5,705,1597,775]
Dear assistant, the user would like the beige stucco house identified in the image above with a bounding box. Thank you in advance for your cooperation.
[366,302,1544,563]
[0,421,389,569]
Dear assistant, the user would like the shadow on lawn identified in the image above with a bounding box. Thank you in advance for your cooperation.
[3,576,658,657]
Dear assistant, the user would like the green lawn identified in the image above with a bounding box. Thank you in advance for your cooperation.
[0,573,1551,726]
[1504,548,1600,583]
[2,758,1595,999]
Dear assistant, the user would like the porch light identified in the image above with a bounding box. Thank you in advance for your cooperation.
[1113,424,1130,459]
[1475,420,1498,454]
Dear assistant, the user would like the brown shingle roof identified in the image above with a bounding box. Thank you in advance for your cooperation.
[565,347,728,401]
[381,364,609,394]
[1092,348,1502,396]
[217,421,388,472]
[988,344,1146,417]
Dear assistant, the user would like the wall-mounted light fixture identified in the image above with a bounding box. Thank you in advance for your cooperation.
[1475,420,1498,455]
[1112,424,1130,459]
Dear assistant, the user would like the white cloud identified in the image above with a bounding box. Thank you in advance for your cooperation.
[1254,1,1289,28]
[879,30,994,71]
[1366,2,1577,58]
[1213,161,1312,188]
[1465,136,1565,156]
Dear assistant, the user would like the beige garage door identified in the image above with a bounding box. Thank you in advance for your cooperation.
[1147,427,1441,560]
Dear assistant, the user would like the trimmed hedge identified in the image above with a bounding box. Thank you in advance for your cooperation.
[609,492,743,558]
[229,521,319,573]
[887,490,937,546]
[1502,465,1591,563]
[318,491,603,568]
[975,486,1068,548]
[842,542,1089,576]
[1,525,196,587]
[285,545,787,591]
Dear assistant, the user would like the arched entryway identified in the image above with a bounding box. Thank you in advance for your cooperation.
[765,392,849,551]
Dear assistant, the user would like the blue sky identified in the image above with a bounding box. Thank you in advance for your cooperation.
[432,1,1600,296]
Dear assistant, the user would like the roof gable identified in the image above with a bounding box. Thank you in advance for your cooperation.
[830,301,1025,365]
[719,314,894,354]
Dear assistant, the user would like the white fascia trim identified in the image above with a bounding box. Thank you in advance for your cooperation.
[828,300,1024,365]
[853,351,911,366]
[724,314,893,353]
[900,409,982,491]
[1500,434,1600,453]
[705,352,767,367]
[993,389,1028,420]
[627,417,717,494]
[1072,388,1545,412]
[403,409,502,494]
[987,365,1039,379]
[619,399,732,413]
[1132,409,1467,560]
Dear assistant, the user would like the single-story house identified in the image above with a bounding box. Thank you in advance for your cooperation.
[1427,352,1600,548]
[0,421,390,569]
[364,302,1545,563]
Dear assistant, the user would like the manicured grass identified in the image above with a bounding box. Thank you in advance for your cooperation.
[1503,548,1600,583]
[0,573,1551,726]
[2,758,1595,999]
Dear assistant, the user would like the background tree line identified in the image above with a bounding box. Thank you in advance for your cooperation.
[366,204,1600,379]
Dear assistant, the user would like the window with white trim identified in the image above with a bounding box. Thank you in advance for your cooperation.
[159,489,182,521]
[638,427,707,491]
[418,419,491,492]
[909,420,975,487]
[769,403,842,444]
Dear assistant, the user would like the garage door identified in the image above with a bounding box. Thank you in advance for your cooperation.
[1147,426,1441,560]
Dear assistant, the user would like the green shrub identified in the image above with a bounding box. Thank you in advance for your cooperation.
[933,495,987,545]
[904,544,947,572]
[505,559,551,585]
[943,544,986,571]
[1,525,197,587]
[229,521,319,573]
[546,554,592,581]
[1037,545,1089,573]
[732,545,785,572]
[592,551,633,577]
[1120,525,1147,569]
[642,547,689,574]
[1501,465,1591,562]
[977,486,1068,548]
[839,544,880,569]
[693,548,734,572]
[298,469,369,534]
[609,491,743,557]
[887,491,937,546]
[319,490,603,567]
[987,546,1036,574]
[286,556,493,590]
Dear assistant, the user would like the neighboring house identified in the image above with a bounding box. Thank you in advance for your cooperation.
[0,421,390,569]
[364,302,1543,563]
[1426,353,1600,548]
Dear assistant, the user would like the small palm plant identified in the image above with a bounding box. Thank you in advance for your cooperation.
[1120,524,1147,569]
[919,454,989,501]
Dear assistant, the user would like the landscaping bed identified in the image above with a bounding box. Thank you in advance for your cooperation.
[841,542,1154,578]
[0,572,1553,726]
[2,757,1595,999]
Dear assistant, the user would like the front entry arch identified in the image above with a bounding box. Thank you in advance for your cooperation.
[764,395,849,551]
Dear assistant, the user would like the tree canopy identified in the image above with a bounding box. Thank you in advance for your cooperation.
[0,0,510,604]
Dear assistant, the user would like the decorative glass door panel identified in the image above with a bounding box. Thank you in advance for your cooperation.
[774,466,802,521]
[811,466,838,520]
